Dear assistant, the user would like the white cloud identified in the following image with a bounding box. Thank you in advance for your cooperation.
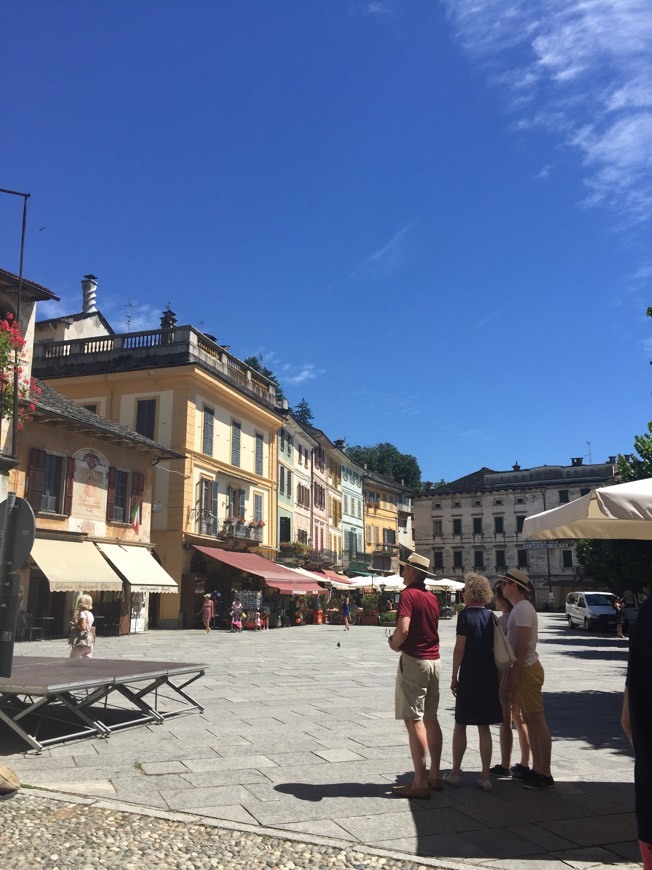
[363,1,393,15]
[443,0,652,227]
[283,363,324,386]
[348,220,416,282]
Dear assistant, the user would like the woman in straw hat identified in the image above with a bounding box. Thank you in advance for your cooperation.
[200,594,214,634]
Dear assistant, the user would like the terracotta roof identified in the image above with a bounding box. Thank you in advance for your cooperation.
[30,380,185,461]
[0,268,59,302]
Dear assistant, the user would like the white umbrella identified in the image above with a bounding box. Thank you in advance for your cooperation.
[427,578,465,592]
[523,478,652,541]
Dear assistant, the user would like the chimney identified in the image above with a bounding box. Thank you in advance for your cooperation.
[608,456,616,464]
[334,439,346,450]
[512,462,521,471]
[571,457,583,467]
[81,274,98,313]
[160,306,177,331]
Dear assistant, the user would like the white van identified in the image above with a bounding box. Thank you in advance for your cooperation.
[566,591,617,632]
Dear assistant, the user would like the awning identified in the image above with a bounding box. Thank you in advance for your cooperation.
[193,546,310,583]
[96,544,178,593]
[317,569,351,582]
[265,579,327,595]
[30,539,124,592]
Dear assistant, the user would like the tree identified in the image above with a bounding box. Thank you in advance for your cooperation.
[576,422,652,595]
[243,354,285,402]
[345,442,422,491]
[293,397,314,426]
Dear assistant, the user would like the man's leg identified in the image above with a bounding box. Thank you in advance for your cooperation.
[404,719,429,789]
[425,718,442,781]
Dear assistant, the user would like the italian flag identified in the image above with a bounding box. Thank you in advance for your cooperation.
[130,499,141,533]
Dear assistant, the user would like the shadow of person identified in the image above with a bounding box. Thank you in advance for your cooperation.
[274,781,397,802]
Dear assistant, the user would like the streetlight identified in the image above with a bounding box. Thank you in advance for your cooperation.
[0,187,30,461]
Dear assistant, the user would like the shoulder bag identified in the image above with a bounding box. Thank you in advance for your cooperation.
[492,612,516,671]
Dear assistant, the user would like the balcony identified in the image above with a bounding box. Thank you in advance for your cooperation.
[277,542,312,564]
[373,543,399,555]
[307,548,338,567]
[32,325,281,413]
[219,520,264,544]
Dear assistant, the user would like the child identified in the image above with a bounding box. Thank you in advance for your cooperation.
[230,597,244,633]
[254,610,262,631]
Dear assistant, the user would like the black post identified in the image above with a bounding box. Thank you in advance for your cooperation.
[0,494,20,677]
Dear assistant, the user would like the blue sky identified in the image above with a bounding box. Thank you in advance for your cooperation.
[1,1,651,484]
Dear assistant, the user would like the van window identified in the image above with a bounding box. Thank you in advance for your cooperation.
[585,593,614,606]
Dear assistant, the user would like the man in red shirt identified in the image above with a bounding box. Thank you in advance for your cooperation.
[388,553,442,799]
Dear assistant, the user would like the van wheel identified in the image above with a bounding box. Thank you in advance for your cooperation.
[584,617,590,631]
[567,615,575,628]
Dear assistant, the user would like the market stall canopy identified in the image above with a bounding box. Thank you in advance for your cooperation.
[264,579,326,595]
[370,574,404,591]
[193,546,311,583]
[523,478,652,541]
[427,579,466,592]
[30,538,123,592]
[96,543,178,593]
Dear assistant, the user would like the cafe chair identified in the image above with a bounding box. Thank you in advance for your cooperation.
[16,612,43,642]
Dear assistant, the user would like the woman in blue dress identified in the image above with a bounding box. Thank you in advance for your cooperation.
[342,596,351,631]
[444,573,502,792]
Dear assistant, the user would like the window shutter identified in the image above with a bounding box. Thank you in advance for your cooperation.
[26,448,46,512]
[106,467,116,521]
[63,456,76,516]
[239,488,246,520]
[211,481,218,535]
[232,422,241,466]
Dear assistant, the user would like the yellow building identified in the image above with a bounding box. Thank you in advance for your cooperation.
[33,294,285,628]
[363,471,402,574]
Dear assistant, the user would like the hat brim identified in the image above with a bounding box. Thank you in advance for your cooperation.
[398,560,436,578]
[502,572,531,591]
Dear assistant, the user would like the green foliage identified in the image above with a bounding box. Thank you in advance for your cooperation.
[361,592,380,615]
[378,611,397,624]
[616,422,652,481]
[244,354,285,401]
[345,442,422,491]
[575,421,652,594]
[293,397,314,425]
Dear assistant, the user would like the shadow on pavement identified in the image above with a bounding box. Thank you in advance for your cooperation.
[275,778,637,864]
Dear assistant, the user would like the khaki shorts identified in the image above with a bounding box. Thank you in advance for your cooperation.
[395,653,441,720]
[515,659,545,715]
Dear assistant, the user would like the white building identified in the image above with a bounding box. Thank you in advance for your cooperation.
[415,458,617,609]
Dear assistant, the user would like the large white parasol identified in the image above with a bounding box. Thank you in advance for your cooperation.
[523,478,652,541]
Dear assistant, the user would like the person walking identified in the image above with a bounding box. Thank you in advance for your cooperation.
[621,597,652,869]
[200,594,214,635]
[489,581,531,780]
[502,569,554,789]
[388,553,442,799]
[342,595,351,631]
[613,596,625,639]
[68,593,96,659]
[445,573,502,792]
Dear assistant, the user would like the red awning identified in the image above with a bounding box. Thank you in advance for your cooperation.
[314,569,353,583]
[265,579,327,595]
[193,546,308,583]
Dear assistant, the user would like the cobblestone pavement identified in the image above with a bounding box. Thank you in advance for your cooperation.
[0,615,642,869]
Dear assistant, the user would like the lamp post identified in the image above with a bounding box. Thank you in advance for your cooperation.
[0,187,30,462]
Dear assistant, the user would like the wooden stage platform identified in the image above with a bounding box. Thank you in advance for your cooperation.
[0,657,207,752]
